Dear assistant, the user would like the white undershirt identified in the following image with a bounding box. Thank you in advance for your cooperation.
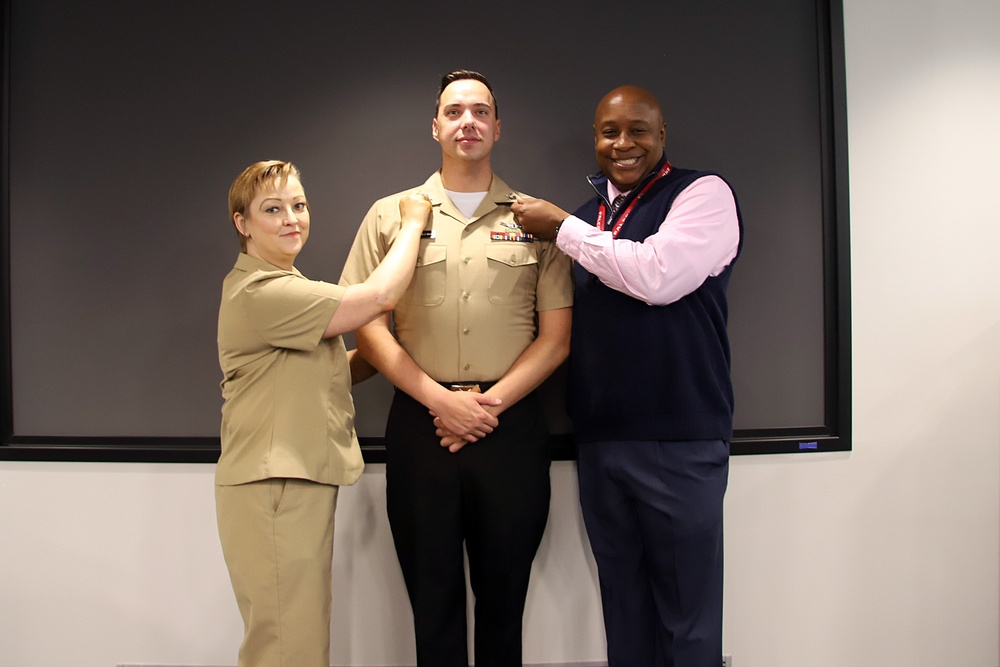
[445,190,488,220]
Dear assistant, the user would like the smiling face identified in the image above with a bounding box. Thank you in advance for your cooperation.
[432,78,501,165]
[233,175,310,270]
[593,86,666,192]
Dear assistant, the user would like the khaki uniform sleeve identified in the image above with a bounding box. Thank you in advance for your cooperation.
[534,238,574,312]
[243,275,344,351]
[340,199,396,286]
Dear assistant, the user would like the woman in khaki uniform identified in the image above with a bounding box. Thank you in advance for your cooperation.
[216,160,430,667]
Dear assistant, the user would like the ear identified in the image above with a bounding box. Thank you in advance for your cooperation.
[659,122,666,147]
[432,118,440,143]
[494,118,501,142]
[233,212,248,238]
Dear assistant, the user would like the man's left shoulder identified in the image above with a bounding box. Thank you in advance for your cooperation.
[489,173,530,200]
[677,169,734,190]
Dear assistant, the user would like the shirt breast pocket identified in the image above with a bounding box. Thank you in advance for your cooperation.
[405,243,447,306]
[486,244,539,305]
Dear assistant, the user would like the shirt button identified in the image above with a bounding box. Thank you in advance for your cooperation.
[462,291,470,300]
[463,364,471,371]
[462,328,470,335]
[509,254,517,263]
[463,257,471,264]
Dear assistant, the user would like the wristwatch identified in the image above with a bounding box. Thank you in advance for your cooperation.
[554,217,567,238]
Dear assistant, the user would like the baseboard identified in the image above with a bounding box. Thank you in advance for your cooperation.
[119,662,608,667]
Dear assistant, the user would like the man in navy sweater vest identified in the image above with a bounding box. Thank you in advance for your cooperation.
[512,85,743,667]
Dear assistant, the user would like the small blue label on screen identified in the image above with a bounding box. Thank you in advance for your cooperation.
[798,441,819,450]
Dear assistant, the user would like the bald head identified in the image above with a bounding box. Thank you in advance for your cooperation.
[593,85,666,192]
[595,85,664,126]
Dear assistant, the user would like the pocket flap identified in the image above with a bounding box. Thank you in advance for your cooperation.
[486,244,538,268]
[416,243,447,268]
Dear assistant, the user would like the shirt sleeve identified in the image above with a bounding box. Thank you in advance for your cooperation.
[242,274,345,351]
[534,238,575,312]
[556,175,740,306]
[340,199,393,286]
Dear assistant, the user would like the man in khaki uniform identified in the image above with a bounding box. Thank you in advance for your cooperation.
[340,70,573,667]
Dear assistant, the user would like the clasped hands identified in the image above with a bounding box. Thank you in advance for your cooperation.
[429,390,503,454]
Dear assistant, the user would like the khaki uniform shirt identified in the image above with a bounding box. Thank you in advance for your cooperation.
[216,253,364,486]
[340,172,573,382]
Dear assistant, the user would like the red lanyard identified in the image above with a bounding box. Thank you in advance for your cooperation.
[596,161,672,238]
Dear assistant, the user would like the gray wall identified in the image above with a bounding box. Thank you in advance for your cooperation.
[8,0,828,439]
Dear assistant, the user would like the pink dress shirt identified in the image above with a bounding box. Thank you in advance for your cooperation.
[556,174,740,306]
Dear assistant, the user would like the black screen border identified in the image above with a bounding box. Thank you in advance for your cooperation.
[0,0,851,463]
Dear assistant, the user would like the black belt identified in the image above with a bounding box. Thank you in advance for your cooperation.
[439,380,498,393]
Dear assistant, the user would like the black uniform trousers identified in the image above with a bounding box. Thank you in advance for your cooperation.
[385,387,551,667]
[577,438,729,667]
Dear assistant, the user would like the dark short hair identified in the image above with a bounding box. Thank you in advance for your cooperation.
[434,69,498,119]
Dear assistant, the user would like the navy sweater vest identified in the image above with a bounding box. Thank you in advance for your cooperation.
[568,163,744,443]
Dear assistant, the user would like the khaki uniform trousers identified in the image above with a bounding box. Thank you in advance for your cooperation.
[216,478,339,667]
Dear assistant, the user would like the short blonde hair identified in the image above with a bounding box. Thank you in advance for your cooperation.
[228,160,301,252]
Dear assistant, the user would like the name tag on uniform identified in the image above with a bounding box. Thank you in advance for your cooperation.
[490,231,534,243]
[421,230,437,239]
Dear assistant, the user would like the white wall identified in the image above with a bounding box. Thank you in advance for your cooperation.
[0,461,604,667]
[2,0,999,665]
[722,0,1000,665]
